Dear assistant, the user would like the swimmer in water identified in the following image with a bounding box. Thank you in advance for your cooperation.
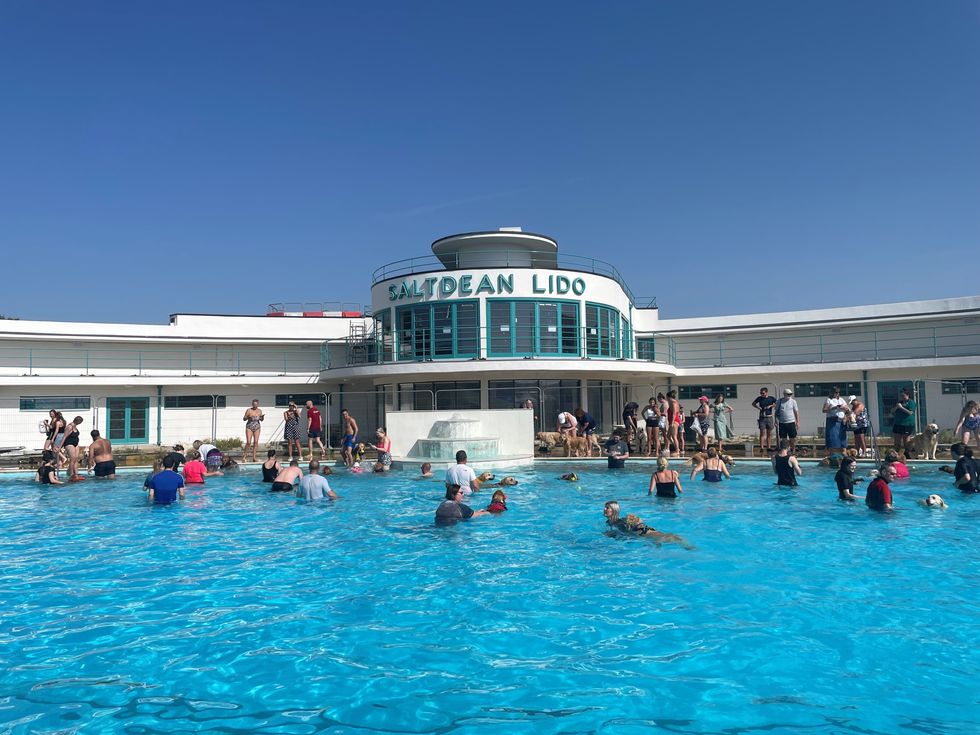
[835,457,859,501]
[602,501,694,549]
[419,462,434,479]
[559,472,579,482]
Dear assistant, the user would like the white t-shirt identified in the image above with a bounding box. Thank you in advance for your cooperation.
[823,397,848,421]
[445,463,477,495]
[776,397,799,424]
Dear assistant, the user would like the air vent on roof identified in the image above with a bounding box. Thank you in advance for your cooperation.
[498,227,523,232]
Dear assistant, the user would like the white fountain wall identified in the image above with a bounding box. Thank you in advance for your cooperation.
[385,409,535,470]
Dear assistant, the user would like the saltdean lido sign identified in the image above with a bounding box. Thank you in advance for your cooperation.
[388,273,587,301]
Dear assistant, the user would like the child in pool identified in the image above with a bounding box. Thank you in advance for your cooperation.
[487,489,508,513]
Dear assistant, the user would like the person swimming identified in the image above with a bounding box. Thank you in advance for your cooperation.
[602,501,694,549]
[559,472,579,482]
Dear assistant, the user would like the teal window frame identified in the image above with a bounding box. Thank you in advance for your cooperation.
[396,301,479,361]
[636,337,657,361]
[585,303,623,358]
[19,396,91,411]
[105,397,150,444]
[485,298,580,357]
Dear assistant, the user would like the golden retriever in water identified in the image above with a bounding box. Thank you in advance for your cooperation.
[561,433,600,457]
[905,422,940,460]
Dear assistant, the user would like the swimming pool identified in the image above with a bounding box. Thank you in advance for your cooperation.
[1,462,977,734]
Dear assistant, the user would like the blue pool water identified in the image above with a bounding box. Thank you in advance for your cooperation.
[1,462,978,734]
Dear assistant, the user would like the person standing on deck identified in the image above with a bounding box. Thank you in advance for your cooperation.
[776,389,801,455]
[340,408,359,468]
[306,400,326,459]
[752,387,777,453]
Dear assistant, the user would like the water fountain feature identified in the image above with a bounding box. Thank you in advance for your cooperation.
[387,410,534,470]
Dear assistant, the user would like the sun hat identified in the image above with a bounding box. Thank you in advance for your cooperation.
[783,388,793,395]
[699,395,709,402]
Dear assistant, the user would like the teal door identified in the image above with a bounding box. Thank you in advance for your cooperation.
[877,381,927,433]
[107,397,149,444]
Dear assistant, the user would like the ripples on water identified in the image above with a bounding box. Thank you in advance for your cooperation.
[0,463,978,734]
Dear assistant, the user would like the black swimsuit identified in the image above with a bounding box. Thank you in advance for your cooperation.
[62,430,79,447]
[655,481,678,498]
[262,463,278,482]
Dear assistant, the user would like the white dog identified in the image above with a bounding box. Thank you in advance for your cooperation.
[920,494,947,509]
[905,421,940,460]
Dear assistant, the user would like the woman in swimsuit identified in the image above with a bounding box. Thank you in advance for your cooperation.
[57,415,84,480]
[648,456,683,497]
[603,501,693,549]
[690,446,730,482]
[261,450,281,483]
[283,402,303,461]
[370,427,393,471]
[954,400,980,449]
[641,397,660,455]
[242,400,265,463]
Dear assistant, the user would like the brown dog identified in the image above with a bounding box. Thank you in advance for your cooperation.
[535,432,564,450]
[560,433,600,457]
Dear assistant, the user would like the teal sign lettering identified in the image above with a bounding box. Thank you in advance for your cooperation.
[388,273,586,301]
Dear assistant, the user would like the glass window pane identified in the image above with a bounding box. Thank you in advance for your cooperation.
[514,302,535,354]
[489,302,512,355]
[561,304,579,355]
[433,304,453,357]
[538,303,558,354]
[456,302,478,357]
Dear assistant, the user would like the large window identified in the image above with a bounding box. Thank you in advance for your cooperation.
[375,309,393,363]
[19,396,90,411]
[487,300,579,357]
[941,379,980,394]
[586,304,624,358]
[163,395,227,409]
[397,301,478,360]
[677,385,738,400]
[586,380,623,433]
[397,381,480,411]
[275,393,325,407]
[488,379,580,433]
[792,382,861,398]
[636,337,658,361]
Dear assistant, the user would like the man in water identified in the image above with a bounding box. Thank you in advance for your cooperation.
[772,439,802,487]
[296,460,337,500]
[751,387,778,453]
[306,400,326,459]
[340,408,359,468]
[951,442,979,493]
[434,484,488,526]
[271,459,304,492]
[604,431,630,469]
[866,463,896,511]
[445,449,481,495]
[147,455,185,505]
[86,430,116,479]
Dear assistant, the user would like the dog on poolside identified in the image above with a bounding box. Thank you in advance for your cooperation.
[560,432,601,458]
[535,432,564,451]
[904,422,940,460]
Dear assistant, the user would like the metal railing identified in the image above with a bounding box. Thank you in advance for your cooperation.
[0,346,322,378]
[322,321,980,370]
[267,301,370,315]
[370,249,653,308]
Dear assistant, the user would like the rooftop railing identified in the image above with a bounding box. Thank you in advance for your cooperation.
[266,302,371,316]
[370,249,656,309]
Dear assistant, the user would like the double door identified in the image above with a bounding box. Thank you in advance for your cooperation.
[107,397,149,444]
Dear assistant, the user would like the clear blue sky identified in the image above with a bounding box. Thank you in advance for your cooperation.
[1,1,977,323]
